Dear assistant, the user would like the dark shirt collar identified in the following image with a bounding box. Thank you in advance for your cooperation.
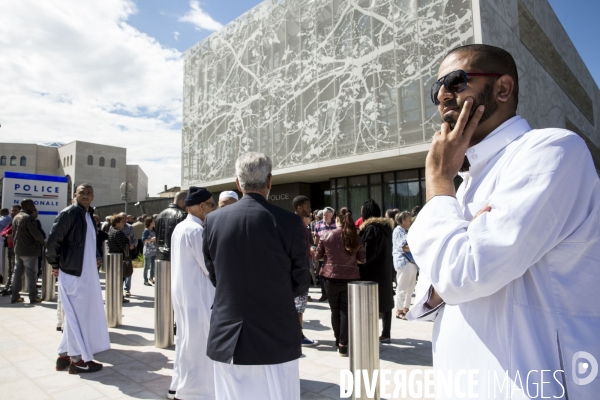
[241,192,268,202]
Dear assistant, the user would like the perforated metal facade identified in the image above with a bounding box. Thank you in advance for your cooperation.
[182,0,475,186]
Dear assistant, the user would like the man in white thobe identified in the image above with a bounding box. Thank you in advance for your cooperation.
[168,187,216,400]
[407,44,600,399]
[47,184,110,373]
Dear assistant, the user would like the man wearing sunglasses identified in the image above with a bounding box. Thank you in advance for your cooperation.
[406,44,600,398]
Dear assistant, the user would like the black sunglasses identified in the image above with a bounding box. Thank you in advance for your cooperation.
[431,69,502,105]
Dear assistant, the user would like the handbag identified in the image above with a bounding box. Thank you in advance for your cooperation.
[123,247,134,278]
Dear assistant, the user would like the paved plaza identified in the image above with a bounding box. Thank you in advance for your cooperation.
[0,268,433,400]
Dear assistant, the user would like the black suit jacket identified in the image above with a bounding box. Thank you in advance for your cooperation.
[203,193,311,365]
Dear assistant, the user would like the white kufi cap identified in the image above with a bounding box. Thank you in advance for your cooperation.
[219,190,239,201]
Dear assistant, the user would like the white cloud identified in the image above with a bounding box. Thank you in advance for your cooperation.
[0,0,185,197]
[179,0,222,31]
[173,31,180,41]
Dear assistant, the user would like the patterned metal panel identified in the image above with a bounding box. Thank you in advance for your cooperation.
[182,0,474,185]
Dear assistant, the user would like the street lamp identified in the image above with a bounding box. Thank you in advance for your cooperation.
[120,182,134,214]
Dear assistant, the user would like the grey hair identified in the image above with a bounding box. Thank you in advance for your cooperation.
[235,152,272,191]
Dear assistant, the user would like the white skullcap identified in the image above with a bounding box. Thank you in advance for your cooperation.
[219,190,239,201]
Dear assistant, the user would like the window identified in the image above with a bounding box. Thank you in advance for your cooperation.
[70,155,72,165]
[99,157,105,167]
[0,156,5,166]
[110,158,116,168]
[10,156,17,166]
[87,155,93,165]
[63,157,66,166]
[57,159,60,168]
[20,156,26,166]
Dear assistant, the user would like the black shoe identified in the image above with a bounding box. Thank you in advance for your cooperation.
[123,298,130,303]
[379,336,391,344]
[1,289,11,296]
[68,360,103,374]
[318,296,328,302]
[338,345,348,357]
[30,297,42,304]
[144,281,152,286]
[11,297,24,304]
[56,356,71,371]
[56,326,63,332]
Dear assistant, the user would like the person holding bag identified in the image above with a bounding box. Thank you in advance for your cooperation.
[107,214,132,302]
[316,208,366,357]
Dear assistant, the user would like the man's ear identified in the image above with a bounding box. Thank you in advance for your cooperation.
[496,75,515,104]
[266,174,273,190]
[235,177,243,193]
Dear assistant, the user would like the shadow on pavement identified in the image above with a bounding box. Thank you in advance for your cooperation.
[379,337,433,366]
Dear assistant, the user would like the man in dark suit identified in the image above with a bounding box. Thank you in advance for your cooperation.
[203,152,311,400]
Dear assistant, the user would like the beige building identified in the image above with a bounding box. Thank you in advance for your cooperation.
[157,185,181,198]
[0,141,148,207]
[182,0,600,212]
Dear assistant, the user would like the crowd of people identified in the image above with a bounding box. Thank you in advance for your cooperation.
[0,160,422,393]
[3,43,600,398]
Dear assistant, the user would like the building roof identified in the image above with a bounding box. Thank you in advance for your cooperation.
[158,186,181,194]
[40,142,65,148]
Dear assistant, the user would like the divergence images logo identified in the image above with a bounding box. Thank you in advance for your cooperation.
[572,351,598,386]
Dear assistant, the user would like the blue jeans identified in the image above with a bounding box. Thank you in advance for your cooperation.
[124,276,131,292]
[143,255,155,282]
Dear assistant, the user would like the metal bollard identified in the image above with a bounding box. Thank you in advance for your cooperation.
[21,271,28,293]
[105,253,123,328]
[42,262,56,301]
[155,260,174,348]
[100,240,109,273]
[348,281,380,400]
[1,247,8,287]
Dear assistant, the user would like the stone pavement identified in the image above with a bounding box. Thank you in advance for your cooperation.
[0,267,433,399]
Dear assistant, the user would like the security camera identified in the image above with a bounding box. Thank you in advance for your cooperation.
[134,202,140,207]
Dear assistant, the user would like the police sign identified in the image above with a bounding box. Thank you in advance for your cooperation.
[2,172,68,235]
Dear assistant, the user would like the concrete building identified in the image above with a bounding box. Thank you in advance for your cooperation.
[157,186,182,198]
[182,0,600,212]
[0,141,148,207]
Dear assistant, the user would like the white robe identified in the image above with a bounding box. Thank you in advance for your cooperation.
[213,359,300,400]
[408,116,600,399]
[169,214,216,400]
[57,212,110,361]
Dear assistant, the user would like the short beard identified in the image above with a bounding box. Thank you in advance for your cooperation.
[443,82,499,129]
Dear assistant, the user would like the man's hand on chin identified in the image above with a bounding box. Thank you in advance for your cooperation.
[426,98,485,201]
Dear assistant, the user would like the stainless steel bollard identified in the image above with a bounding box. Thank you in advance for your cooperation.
[155,260,174,348]
[349,281,380,400]
[101,240,109,273]
[21,271,28,293]
[105,253,123,328]
[1,247,8,287]
[42,262,56,301]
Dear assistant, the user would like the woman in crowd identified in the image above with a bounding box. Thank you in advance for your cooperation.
[393,211,418,320]
[316,208,366,357]
[358,199,395,343]
[142,217,156,286]
[107,214,130,302]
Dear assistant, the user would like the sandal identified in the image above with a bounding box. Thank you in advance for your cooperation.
[401,307,410,320]
[395,310,405,319]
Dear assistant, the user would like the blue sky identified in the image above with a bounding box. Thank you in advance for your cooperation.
[1,0,598,197]
[127,0,600,86]
[126,0,263,53]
